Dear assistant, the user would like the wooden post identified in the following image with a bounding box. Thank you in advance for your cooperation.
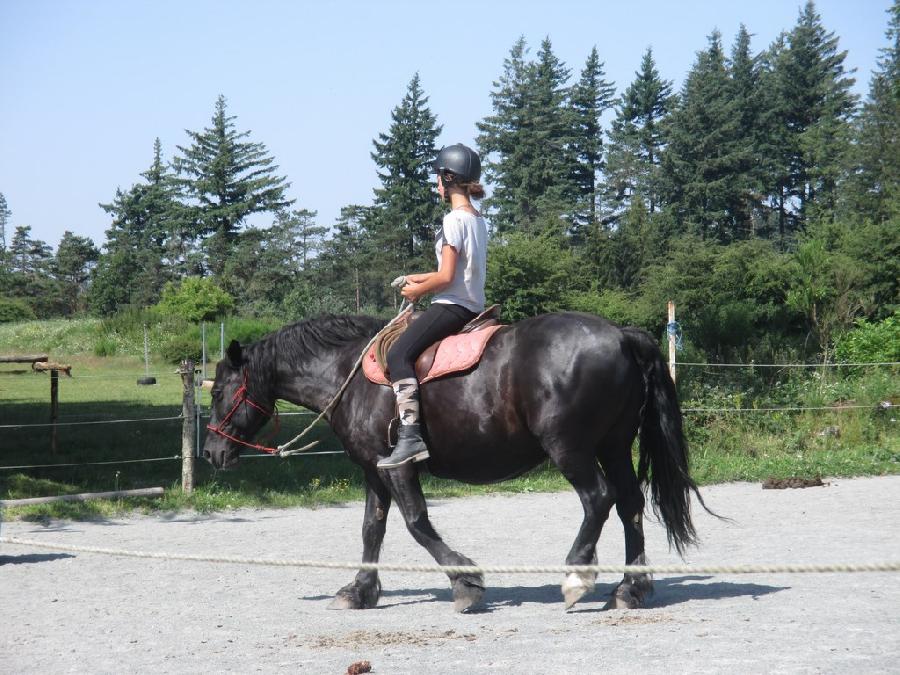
[50,369,59,454]
[667,300,677,385]
[180,360,195,493]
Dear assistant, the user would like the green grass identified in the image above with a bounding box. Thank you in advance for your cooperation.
[0,351,897,522]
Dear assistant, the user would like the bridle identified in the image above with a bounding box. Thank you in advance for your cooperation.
[206,370,281,455]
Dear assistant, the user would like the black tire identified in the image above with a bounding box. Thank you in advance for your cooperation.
[136,376,157,386]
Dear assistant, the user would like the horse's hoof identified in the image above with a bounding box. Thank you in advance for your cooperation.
[562,571,596,609]
[328,580,381,610]
[452,577,485,613]
[328,594,357,610]
[603,578,652,610]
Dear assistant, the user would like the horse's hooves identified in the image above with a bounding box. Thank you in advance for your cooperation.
[452,578,485,613]
[562,572,595,610]
[328,595,357,610]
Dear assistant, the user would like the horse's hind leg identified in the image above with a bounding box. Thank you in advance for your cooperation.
[547,445,616,609]
[600,447,653,609]
[381,464,485,612]
[330,471,390,610]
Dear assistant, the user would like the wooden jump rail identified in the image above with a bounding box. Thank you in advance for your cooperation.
[1,354,73,453]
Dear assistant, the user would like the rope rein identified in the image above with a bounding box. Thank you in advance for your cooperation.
[275,300,412,457]
[2,537,897,576]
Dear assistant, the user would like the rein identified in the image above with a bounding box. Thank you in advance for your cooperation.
[209,301,412,459]
[205,371,285,455]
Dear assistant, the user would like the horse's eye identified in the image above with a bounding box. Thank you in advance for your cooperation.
[211,390,222,400]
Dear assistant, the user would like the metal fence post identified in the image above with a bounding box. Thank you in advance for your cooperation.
[179,360,195,493]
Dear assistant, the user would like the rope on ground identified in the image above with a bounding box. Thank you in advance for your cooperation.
[1,537,898,575]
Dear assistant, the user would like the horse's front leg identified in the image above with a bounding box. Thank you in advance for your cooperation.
[330,471,391,610]
[381,464,485,612]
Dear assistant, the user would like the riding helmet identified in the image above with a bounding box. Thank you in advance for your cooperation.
[431,143,481,184]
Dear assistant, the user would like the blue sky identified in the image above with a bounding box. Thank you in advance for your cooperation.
[0,0,893,250]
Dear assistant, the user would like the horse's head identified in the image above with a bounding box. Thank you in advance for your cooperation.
[202,340,275,470]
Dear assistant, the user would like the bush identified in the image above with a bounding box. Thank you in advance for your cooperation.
[156,277,233,323]
[834,311,900,364]
[0,297,36,323]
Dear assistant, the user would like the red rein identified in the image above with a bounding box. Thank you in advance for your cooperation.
[206,372,281,455]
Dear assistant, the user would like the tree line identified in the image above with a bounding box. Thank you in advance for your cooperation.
[0,0,897,363]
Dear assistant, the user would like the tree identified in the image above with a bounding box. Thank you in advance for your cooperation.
[3,226,65,317]
[156,276,233,323]
[842,0,900,223]
[568,46,616,240]
[316,205,374,312]
[603,48,674,222]
[774,1,856,228]
[173,95,294,275]
[55,231,99,314]
[0,192,11,252]
[367,74,443,304]
[477,37,579,234]
[661,31,753,242]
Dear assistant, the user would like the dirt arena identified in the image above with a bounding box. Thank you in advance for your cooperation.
[2,476,899,674]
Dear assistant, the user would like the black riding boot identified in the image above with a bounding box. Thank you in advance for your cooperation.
[377,424,430,469]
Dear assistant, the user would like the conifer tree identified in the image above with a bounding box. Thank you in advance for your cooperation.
[0,192,10,252]
[727,25,768,235]
[603,48,674,221]
[174,95,293,275]
[776,1,856,225]
[55,231,99,314]
[568,46,616,239]
[661,31,751,241]
[844,0,900,222]
[367,74,442,301]
[478,37,578,234]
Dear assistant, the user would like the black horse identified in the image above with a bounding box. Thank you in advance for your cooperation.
[202,311,706,612]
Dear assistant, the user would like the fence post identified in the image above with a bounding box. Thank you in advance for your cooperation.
[667,300,677,385]
[179,360,195,493]
[50,369,59,454]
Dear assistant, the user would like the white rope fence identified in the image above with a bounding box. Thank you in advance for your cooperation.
[1,537,898,575]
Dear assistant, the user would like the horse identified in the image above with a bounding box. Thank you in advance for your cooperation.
[202,311,708,612]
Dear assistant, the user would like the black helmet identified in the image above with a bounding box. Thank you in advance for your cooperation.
[431,143,481,184]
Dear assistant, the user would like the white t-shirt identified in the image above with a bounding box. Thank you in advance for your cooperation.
[432,209,487,313]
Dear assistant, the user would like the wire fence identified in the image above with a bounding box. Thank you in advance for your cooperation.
[1,357,896,473]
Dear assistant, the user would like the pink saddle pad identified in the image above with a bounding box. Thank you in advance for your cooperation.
[362,325,503,386]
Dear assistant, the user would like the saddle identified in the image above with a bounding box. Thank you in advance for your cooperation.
[362,305,504,386]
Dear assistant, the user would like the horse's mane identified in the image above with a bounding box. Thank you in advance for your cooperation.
[242,314,387,390]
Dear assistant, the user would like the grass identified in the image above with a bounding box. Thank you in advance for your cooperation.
[0,350,897,523]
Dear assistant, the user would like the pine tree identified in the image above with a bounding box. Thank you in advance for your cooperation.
[174,95,293,275]
[728,25,768,235]
[0,192,11,252]
[603,48,674,221]
[477,37,579,234]
[661,31,751,241]
[844,0,900,222]
[367,74,443,302]
[776,1,856,225]
[55,231,99,314]
[568,47,616,240]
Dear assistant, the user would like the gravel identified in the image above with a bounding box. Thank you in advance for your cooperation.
[2,476,899,674]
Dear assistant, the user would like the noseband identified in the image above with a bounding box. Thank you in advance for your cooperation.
[206,371,281,455]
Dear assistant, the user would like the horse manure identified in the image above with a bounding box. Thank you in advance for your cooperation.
[762,477,826,489]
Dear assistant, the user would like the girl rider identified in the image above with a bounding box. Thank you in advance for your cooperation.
[377,143,488,469]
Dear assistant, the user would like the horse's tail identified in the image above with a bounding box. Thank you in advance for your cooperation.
[622,327,707,556]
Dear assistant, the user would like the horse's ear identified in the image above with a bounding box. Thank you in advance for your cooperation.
[226,340,243,368]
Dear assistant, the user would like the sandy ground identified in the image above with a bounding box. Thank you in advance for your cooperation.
[2,476,899,674]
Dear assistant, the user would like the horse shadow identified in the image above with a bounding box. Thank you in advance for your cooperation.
[0,553,75,566]
[303,575,787,612]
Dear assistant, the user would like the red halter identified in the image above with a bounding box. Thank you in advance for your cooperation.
[206,371,281,455]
